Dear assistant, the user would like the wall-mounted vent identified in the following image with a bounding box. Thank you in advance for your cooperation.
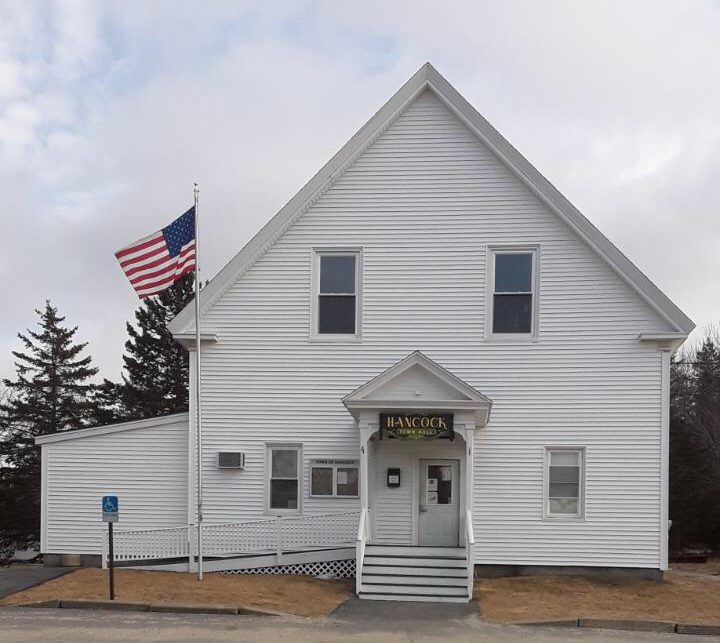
[218,452,245,469]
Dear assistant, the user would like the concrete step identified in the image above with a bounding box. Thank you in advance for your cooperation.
[361,583,468,597]
[362,574,467,587]
[358,592,470,603]
[364,545,465,559]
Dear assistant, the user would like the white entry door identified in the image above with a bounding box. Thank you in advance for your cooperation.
[418,459,460,546]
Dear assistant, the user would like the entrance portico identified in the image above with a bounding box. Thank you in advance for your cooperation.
[343,351,492,550]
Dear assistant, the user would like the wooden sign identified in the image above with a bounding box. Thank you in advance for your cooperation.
[379,413,454,440]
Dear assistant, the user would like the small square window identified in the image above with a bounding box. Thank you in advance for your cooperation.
[309,461,359,498]
[311,467,334,496]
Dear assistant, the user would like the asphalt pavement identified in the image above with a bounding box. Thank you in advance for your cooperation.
[0,566,72,599]
[0,606,713,643]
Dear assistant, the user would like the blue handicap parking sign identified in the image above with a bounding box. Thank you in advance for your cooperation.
[102,495,119,522]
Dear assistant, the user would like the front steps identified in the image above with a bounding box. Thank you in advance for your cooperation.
[358,545,470,603]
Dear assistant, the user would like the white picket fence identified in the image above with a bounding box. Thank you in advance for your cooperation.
[102,511,360,569]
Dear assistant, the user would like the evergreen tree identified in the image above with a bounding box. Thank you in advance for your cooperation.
[112,273,194,420]
[0,302,98,548]
[670,337,720,550]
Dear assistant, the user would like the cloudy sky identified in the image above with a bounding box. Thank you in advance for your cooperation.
[1,1,718,382]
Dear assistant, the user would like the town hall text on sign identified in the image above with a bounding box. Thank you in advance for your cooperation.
[379,413,454,440]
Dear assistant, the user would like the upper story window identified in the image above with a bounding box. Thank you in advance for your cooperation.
[545,448,584,519]
[312,249,362,340]
[488,247,538,338]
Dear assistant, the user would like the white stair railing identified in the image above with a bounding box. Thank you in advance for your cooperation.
[355,508,370,594]
[465,509,475,598]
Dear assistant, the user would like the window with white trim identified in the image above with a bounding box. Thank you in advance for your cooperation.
[313,250,361,338]
[545,448,584,518]
[489,248,537,336]
[310,460,359,498]
[267,446,301,512]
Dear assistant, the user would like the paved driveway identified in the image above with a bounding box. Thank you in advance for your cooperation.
[0,566,72,599]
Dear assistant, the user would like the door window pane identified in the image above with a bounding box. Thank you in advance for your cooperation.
[337,467,359,496]
[493,294,532,333]
[318,296,356,334]
[320,256,355,293]
[311,467,333,496]
[495,254,532,292]
[427,465,452,505]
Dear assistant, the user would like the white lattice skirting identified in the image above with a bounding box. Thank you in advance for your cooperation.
[218,558,355,579]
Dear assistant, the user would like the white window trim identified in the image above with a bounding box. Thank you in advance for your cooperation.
[309,460,360,498]
[543,446,585,520]
[265,443,303,515]
[310,247,363,343]
[485,244,540,342]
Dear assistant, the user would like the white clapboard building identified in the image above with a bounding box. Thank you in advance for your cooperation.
[37,64,693,602]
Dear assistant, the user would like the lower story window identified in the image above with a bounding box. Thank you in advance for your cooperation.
[268,446,301,512]
[310,460,359,498]
[545,448,584,518]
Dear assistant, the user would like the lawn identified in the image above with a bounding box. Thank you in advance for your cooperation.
[476,570,720,624]
[0,568,353,618]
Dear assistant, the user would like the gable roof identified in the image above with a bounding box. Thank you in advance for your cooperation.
[342,351,492,425]
[168,63,694,336]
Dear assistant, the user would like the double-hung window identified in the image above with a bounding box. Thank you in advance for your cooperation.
[310,460,359,498]
[489,247,538,337]
[313,250,361,339]
[267,445,301,513]
[545,448,584,518]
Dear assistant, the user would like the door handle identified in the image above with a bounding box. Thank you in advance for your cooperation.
[419,505,428,513]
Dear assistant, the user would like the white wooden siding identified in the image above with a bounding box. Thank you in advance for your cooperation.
[42,415,188,555]
[372,438,465,545]
[195,89,669,568]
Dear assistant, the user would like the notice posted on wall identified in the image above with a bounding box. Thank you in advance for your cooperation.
[337,471,348,485]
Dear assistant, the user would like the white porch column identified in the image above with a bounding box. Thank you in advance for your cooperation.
[359,420,375,527]
[455,422,475,546]
[464,423,475,523]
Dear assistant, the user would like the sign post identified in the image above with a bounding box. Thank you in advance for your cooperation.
[102,496,119,600]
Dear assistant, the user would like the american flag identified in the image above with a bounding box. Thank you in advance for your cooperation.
[115,207,196,298]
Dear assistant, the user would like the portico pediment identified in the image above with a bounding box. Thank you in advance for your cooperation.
[342,351,492,426]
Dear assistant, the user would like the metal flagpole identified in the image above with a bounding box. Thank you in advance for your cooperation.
[193,182,204,581]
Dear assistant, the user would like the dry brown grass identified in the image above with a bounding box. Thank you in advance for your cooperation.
[0,568,352,618]
[476,571,720,624]
[672,556,720,576]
